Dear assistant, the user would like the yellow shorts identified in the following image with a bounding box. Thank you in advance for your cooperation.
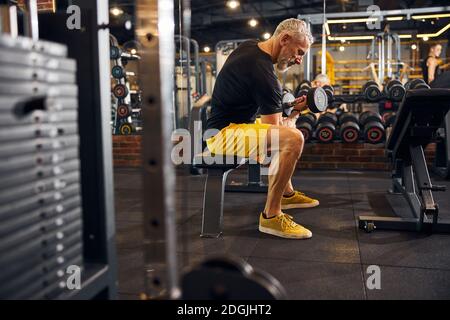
[206,122,271,160]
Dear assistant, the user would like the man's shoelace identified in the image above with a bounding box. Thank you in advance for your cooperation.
[277,214,298,230]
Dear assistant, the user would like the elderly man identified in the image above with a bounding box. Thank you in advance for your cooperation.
[205,19,319,239]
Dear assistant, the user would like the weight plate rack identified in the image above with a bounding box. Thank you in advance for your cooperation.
[0,34,84,299]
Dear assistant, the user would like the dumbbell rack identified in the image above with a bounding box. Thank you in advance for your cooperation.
[109,35,142,135]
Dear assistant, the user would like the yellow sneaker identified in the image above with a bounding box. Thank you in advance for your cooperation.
[281,190,319,210]
[259,213,312,239]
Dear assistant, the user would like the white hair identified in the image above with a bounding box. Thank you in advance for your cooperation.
[314,74,330,83]
[273,18,314,45]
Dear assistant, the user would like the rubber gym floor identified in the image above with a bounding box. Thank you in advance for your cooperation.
[114,168,450,300]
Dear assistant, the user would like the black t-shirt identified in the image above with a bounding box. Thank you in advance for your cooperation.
[206,40,282,130]
[421,56,442,84]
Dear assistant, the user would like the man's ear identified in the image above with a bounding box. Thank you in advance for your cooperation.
[280,33,291,46]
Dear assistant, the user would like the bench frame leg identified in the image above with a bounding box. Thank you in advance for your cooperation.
[201,168,233,238]
[225,164,268,193]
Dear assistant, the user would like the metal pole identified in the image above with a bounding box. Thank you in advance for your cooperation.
[305,18,312,81]
[136,0,179,299]
[25,0,39,41]
[321,0,326,75]
[190,38,201,95]
[9,5,18,38]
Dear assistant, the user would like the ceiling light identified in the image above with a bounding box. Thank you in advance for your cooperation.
[412,13,450,20]
[423,36,429,41]
[110,7,123,16]
[417,23,450,38]
[340,39,345,43]
[411,44,417,50]
[226,0,240,9]
[339,46,345,52]
[327,18,378,24]
[130,48,137,55]
[249,19,258,27]
[386,16,404,21]
[328,35,374,41]
[203,46,211,53]
[263,32,271,40]
[125,20,132,30]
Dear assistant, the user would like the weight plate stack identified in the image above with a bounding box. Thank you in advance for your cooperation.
[0,34,84,299]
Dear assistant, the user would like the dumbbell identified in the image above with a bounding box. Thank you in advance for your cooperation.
[385,79,406,102]
[338,112,360,143]
[359,111,385,144]
[296,112,317,142]
[110,46,121,60]
[362,81,382,102]
[322,85,334,106]
[283,87,329,115]
[315,112,338,143]
[294,80,312,97]
[405,78,430,90]
[117,104,132,118]
[382,112,396,127]
[113,84,129,99]
[111,65,125,79]
[119,122,134,135]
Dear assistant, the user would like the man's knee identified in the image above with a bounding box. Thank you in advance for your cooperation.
[281,128,303,154]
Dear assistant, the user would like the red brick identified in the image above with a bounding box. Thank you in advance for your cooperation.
[347,156,372,162]
[310,163,337,169]
[359,149,386,156]
[371,157,390,163]
[323,156,347,162]
[300,155,323,162]
[363,163,390,170]
[340,143,366,149]
[336,162,364,170]
[333,148,359,156]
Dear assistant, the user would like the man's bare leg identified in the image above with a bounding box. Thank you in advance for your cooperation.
[263,126,304,217]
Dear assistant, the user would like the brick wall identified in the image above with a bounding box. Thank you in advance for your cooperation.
[112,135,142,168]
[17,0,55,12]
[112,135,437,170]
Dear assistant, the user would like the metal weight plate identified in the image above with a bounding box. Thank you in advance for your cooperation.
[111,65,125,79]
[0,148,79,174]
[117,104,131,118]
[308,87,328,113]
[119,123,133,135]
[0,123,77,143]
[0,170,80,204]
[0,135,79,159]
[113,84,129,99]
[0,195,81,237]
[0,233,83,298]
[0,195,81,229]
[0,207,82,256]
[0,158,80,190]
[0,246,82,300]
[0,184,81,221]
[0,240,82,290]
[0,65,76,84]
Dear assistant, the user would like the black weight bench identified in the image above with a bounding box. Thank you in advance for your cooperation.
[189,97,268,237]
[358,89,450,233]
[193,153,254,238]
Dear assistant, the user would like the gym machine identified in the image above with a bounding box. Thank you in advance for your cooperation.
[0,0,117,299]
[137,0,286,299]
[359,88,450,233]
